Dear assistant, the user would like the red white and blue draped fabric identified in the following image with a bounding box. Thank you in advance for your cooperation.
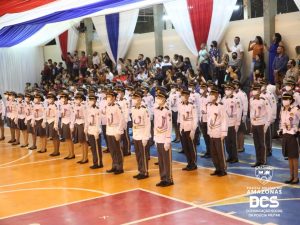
[0,0,164,47]
[92,9,139,64]
[57,26,80,60]
[164,0,237,56]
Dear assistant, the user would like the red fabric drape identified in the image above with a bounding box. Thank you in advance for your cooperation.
[187,0,213,51]
[58,30,68,61]
[0,0,57,16]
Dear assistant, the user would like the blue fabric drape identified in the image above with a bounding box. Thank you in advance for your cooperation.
[0,0,141,47]
[105,13,119,63]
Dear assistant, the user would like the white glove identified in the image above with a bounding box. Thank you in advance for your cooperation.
[190,130,195,140]
[235,125,239,132]
[142,139,148,147]
[115,134,121,141]
[164,143,171,151]
[14,118,18,124]
[264,125,268,133]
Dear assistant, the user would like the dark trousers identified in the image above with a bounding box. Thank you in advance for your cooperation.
[210,138,226,173]
[157,143,173,182]
[150,120,154,144]
[225,126,238,161]
[252,125,266,164]
[181,130,197,167]
[265,126,272,154]
[133,140,148,175]
[200,63,211,80]
[107,135,123,170]
[102,125,109,150]
[121,128,131,155]
[200,122,210,155]
[88,134,102,166]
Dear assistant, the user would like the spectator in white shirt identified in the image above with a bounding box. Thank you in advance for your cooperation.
[92,52,100,66]
[225,36,244,60]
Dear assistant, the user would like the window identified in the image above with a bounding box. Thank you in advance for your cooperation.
[230,0,244,21]
[134,8,154,33]
[277,0,298,14]
[251,0,263,18]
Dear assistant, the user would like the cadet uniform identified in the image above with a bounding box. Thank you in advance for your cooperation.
[86,94,103,169]
[260,79,277,156]
[154,90,173,187]
[0,95,5,140]
[178,89,198,170]
[45,93,60,156]
[199,83,211,158]
[168,84,180,142]
[279,92,300,184]
[116,86,131,156]
[207,87,228,176]
[25,93,37,150]
[105,90,125,175]
[142,86,155,146]
[232,79,248,152]
[132,90,151,179]
[250,84,272,167]
[7,92,17,143]
[222,83,242,163]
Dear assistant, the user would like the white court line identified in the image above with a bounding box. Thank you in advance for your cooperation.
[138,188,261,225]
[0,187,109,195]
[121,206,196,225]
[0,150,33,167]
[0,188,140,220]
[0,167,183,189]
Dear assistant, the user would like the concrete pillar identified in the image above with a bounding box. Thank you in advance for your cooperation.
[243,0,251,19]
[84,18,94,64]
[263,0,277,77]
[153,4,164,56]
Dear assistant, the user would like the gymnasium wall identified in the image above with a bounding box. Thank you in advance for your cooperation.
[43,11,300,81]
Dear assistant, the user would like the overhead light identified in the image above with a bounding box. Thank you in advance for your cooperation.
[233,5,240,11]
[162,15,169,21]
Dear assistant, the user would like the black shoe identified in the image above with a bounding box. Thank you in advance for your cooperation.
[186,165,197,171]
[28,146,37,150]
[160,181,174,187]
[90,165,101,169]
[218,172,227,177]
[79,160,89,164]
[291,179,299,184]
[114,169,124,175]
[49,152,60,157]
[210,171,219,176]
[133,174,141,178]
[284,178,294,184]
[238,148,245,153]
[229,159,239,164]
[20,144,29,148]
[12,142,20,145]
[182,166,189,171]
[37,149,47,153]
[154,162,159,165]
[137,174,149,180]
[251,163,261,168]
[65,155,75,160]
[8,139,16,143]
[267,152,272,157]
[156,181,166,187]
[106,168,116,173]
[0,137,5,141]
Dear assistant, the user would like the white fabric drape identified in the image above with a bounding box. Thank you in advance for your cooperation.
[117,9,139,60]
[92,15,116,64]
[15,19,80,47]
[294,0,300,10]
[207,0,237,45]
[0,47,44,93]
[164,0,198,56]
[67,25,79,53]
[0,0,168,29]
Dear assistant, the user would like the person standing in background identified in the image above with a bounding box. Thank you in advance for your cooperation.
[197,43,211,81]
[248,36,264,81]
[79,51,88,77]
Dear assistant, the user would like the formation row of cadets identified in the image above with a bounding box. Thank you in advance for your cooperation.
[0,77,299,185]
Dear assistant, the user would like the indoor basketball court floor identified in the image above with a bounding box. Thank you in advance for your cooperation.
[0,128,299,225]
